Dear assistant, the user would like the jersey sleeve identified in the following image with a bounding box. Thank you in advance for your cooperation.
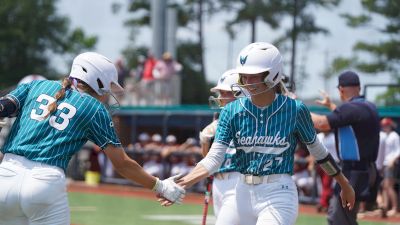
[326,103,361,129]
[295,101,317,144]
[6,82,32,112]
[86,106,122,149]
[214,105,233,146]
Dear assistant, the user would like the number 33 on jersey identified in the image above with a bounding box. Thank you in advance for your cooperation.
[31,94,77,130]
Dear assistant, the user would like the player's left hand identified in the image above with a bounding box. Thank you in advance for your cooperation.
[339,183,355,210]
[157,194,174,207]
[153,174,185,205]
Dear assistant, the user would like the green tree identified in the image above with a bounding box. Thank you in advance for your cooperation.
[275,0,341,91]
[178,41,213,104]
[0,0,97,88]
[217,0,340,91]
[220,0,284,43]
[328,0,400,105]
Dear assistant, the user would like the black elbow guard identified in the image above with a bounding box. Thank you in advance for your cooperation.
[317,154,341,177]
[0,97,17,117]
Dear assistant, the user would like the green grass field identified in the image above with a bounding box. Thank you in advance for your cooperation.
[69,192,396,225]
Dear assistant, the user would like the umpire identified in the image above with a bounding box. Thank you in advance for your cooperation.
[311,71,380,225]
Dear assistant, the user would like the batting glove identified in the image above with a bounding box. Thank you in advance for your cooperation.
[153,175,185,204]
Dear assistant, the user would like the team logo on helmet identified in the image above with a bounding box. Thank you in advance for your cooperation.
[240,55,248,65]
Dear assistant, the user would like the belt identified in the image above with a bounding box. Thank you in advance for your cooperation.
[214,172,239,180]
[3,153,65,175]
[240,174,286,185]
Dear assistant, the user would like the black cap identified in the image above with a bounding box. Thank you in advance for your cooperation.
[338,71,360,87]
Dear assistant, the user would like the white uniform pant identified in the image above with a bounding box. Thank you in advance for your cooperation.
[236,174,298,225]
[0,153,69,225]
[212,172,240,225]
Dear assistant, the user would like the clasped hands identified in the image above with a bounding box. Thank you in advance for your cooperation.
[153,174,186,206]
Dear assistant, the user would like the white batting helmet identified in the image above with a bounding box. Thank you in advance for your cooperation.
[69,52,123,96]
[209,69,243,108]
[210,69,240,92]
[236,42,283,89]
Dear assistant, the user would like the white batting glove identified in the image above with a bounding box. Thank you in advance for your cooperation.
[153,175,185,204]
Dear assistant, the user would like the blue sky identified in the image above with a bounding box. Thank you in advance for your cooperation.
[57,0,390,101]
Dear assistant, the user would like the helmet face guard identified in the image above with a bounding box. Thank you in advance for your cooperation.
[69,52,123,96]
[208,94,237,109]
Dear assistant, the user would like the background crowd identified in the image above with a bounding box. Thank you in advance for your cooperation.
[114,51,182,106]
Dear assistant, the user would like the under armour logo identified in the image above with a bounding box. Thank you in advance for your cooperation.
[240,55,248,65]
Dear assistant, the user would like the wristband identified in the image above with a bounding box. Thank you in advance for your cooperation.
[317,153,341,177]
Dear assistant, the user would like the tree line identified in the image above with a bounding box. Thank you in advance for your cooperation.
[1,0,399,105]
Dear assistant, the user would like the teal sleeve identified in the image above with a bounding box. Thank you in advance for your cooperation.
[6,82,32,111]
[295,101,317,144]
[214,104,232,146]
[87,107,122,149]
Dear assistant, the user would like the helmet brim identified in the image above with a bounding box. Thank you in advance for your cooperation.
[210,84,230,92]
[111,82,124,95]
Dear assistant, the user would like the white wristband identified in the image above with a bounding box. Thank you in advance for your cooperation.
[152,178,161,192]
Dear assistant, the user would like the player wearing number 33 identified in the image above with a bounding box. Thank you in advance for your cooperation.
[0,52,185,225]
[164,42,355,225]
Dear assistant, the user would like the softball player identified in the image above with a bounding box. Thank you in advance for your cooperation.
[0,52,185,225]
[162,42,355,225]
[199,69,241,225]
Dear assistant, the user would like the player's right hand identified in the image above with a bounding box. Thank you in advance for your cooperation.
[153,175,185,205]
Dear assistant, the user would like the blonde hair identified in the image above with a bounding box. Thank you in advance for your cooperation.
[44,77,98,118]
[275,81,289,95]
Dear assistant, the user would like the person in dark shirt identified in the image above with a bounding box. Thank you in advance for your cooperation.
[311,71,380,225]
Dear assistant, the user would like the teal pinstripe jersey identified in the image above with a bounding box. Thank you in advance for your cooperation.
[1,80,121,171]
[215,94,316,176]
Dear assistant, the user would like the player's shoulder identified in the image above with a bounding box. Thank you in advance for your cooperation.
[79,93,107,111]
[291,97,308,110]
[25,79,57,89]
[275,94,305,111]
[221,98,243,113]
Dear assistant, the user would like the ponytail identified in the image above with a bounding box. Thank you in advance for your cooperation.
[44,77,72,119]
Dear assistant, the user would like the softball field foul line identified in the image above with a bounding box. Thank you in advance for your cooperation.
[143,215,216,225]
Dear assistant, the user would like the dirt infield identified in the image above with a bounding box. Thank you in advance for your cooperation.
[67,181,400,224]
